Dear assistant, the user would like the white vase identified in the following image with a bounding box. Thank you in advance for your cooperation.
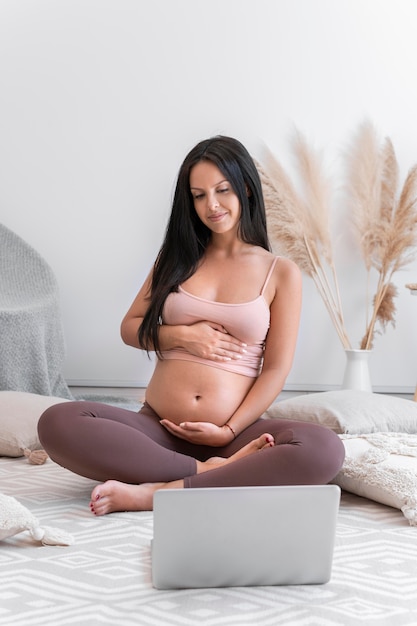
[342,349,372,392]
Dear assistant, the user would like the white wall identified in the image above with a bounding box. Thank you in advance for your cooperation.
[1,0,417,391]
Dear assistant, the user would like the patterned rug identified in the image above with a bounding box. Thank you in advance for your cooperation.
[1,455,416,625]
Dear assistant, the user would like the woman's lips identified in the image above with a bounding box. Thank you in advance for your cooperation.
[208,213,226,222]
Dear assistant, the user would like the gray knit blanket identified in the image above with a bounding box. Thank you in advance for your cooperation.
[0,223,72,399]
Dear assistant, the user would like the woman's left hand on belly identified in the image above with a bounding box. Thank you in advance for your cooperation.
[160,419,234,447]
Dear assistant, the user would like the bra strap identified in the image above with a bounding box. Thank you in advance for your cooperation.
[261,257,279,295]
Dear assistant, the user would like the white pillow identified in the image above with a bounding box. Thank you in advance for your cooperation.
[0,391,69,457]
[265,390,417,434]
[334,432,417,525]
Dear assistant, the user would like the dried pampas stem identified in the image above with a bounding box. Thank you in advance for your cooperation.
[303,236,351,348]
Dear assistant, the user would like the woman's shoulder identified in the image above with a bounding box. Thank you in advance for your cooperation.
[253,248,301,275]
[274,255,301,272]
[274,255,302,282]
[262,254,302,299]
[242,246,301,283]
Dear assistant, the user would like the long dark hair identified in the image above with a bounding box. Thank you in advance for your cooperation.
[139,135,271,355]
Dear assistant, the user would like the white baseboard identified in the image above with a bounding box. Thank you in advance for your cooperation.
[66,379,415,395]
[283,383,415,394]
[66,379,148,388]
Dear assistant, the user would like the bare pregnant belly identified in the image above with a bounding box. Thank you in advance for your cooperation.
[145,359,255,426]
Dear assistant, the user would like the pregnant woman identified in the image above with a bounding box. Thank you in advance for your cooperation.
[38,135,344,515]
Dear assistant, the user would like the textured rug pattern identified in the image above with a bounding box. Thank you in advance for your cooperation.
[0,456,416,625]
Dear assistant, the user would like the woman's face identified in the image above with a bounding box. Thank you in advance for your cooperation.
[189,161,241,235]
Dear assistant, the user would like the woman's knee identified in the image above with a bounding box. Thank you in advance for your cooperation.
[268,420,345,484]
[37,405,56,444]
[296,422,345,483]
[37,401,80,448]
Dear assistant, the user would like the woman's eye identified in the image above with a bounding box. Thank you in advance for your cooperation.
[193,193,204,200]
[217,188,229,193]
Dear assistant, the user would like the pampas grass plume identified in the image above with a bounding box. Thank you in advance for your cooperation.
[261,121,417,351]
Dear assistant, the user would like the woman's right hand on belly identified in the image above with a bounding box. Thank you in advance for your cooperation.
[180,321,247,362]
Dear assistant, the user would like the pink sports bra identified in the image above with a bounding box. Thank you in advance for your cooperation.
[160,257,279,377]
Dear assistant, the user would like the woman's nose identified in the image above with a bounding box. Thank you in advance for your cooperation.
[207,194,219,211]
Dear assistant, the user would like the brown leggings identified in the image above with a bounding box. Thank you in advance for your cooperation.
[37,401,345,488]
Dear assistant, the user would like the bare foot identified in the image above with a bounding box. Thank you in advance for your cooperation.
[202,433,274,472]
[230,432,275,458]
[90,481,166,515]
[89,433,274,516]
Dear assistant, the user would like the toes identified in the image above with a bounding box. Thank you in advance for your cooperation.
[90,498,100,513]
[90,483,109,515]
[90,484,103,502]
[259,433,274,449]
[90,499,108,516]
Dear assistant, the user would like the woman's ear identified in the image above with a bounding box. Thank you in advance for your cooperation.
[246,184,252,197]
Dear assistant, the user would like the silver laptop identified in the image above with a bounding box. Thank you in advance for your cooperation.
[151,484,340,589]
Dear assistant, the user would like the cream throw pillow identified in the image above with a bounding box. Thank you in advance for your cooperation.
[265,390,417,434]
[334,432,417,526]
[0,391,69,457]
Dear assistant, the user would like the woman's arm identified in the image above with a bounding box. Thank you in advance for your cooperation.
[120,269,247,359]
[120,269,188,351]
[225,257,302,434]
[163,257,302,445]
